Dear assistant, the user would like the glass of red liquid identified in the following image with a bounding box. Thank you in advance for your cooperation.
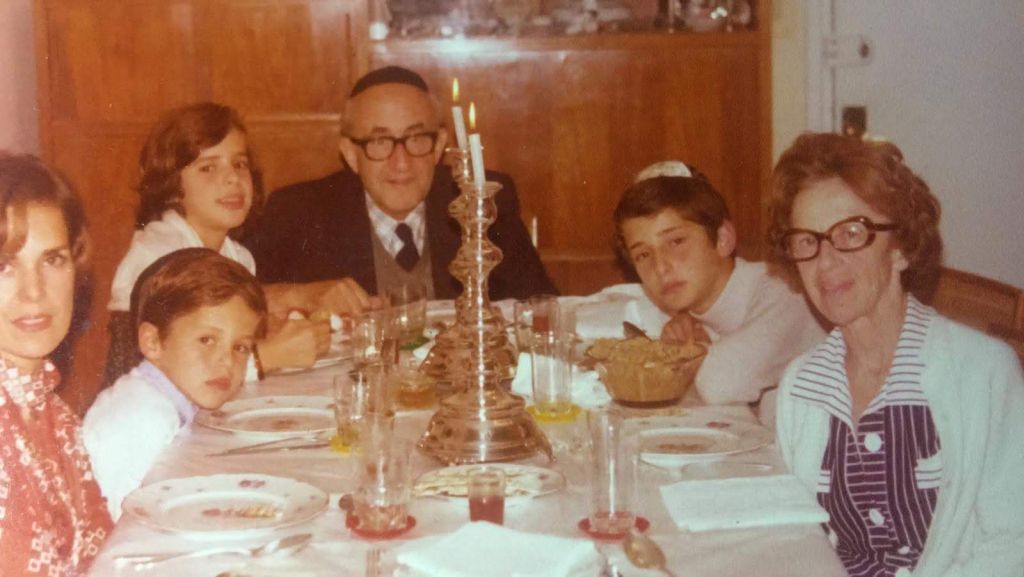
[468,469,506,525]
[513,295,559,351]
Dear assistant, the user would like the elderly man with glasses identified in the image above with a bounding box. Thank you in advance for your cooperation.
[245,66,555,306]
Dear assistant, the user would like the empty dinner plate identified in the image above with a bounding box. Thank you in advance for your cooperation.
[195,396,335,437]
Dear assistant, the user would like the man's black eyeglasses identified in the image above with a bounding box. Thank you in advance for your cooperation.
[347,132,439,161]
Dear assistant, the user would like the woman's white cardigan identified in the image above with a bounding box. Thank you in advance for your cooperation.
[777,314,1024,577]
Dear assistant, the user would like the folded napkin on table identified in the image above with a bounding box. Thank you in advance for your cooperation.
[660,474,829,532]
[510,353,611,408]
[396,521,602,577]
[572,284,669,340]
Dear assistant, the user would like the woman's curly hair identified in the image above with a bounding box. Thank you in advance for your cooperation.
[767,133,943,300]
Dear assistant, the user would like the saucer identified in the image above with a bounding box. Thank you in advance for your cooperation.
[346,513,416,539]
[577,516,650,540]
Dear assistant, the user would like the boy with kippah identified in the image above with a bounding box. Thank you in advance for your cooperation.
[84,248,267,519]
[614,162,826,418]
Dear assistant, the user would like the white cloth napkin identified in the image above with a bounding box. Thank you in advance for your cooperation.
[396,522,602,577]
[660,474,829,532]
[509,353,611,408]
[571,284,670,340]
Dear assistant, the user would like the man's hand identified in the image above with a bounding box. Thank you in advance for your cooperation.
[315,278,379,315]
[257,317,330,372]
[263,278,378,317]
[661,312,711,345]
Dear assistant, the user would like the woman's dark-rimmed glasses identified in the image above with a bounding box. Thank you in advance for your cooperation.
[781,216,898,262]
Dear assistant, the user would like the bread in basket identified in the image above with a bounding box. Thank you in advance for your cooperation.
[587,337,707,407]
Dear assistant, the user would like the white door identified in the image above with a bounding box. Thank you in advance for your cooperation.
[806,0,1024,288]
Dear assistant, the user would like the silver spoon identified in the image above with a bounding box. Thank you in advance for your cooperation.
[623,529,677,577]
[114,532,312,567]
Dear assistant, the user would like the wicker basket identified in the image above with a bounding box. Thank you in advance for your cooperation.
[588,338,706,407]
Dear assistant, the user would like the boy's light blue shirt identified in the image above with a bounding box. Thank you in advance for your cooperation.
[136,360,199,426]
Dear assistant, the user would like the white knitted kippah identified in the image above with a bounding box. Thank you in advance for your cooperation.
[634,160,693,182]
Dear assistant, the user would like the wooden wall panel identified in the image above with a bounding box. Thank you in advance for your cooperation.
[205,1,358,114]
[36,0,366,412]
[45,1,201,122]
[371,33,768,290]
[246,118,345,193]
[47,125,150,409]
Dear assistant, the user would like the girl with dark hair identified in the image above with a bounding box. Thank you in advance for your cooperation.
[106,103,372,384]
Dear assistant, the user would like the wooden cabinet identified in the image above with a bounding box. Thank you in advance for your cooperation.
[35,0,769,411]
[35,0,367,411]
[370,27,772,294]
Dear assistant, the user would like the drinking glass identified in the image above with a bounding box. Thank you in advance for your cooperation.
[394,353,435,409]
[385,282,427,349]
[354,439,413,534]
[530,330,575,419]
[332,373,371,452]
[513,295,559,351]
[332,371,393,453]
[586,409,638,535]
[468,468,506,525]
[352,309,399,368]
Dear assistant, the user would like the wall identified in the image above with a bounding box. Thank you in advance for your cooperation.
[0,0,39,154]
[826,0,1024,289]
[7,0,1020,289]
[770,0,806,161]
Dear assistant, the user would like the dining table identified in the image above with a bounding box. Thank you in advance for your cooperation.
[86,301,846,577]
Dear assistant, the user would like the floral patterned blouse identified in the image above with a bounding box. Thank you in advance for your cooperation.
[0,358,112,575]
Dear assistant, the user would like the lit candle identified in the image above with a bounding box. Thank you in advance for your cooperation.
[469,134,486,188]
[451,78,468,150]
[468,102,486,187]
[530,216,539,247]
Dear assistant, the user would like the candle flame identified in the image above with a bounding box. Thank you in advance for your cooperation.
[452,78,460,103]
[469,102,476,131]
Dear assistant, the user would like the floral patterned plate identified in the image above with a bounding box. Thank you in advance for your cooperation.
[123,474,327,535]
[196,396,335,437]
[633,416,774,469]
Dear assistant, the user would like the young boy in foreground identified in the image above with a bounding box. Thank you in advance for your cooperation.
[84,248,267,519]
[614,162,826,414]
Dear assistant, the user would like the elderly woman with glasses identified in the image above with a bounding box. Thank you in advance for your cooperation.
[767,133,1024,577]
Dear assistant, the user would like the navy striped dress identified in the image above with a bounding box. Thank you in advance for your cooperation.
[792,297,942,577]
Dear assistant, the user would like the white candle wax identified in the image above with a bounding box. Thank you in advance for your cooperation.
[469,133,486,187]
[452,106,468,150]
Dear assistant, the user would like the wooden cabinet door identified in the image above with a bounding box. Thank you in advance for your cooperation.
[36,0,366,412]
[371,32,770,295]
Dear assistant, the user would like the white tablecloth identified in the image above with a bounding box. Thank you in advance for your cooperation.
[87,357,844,577]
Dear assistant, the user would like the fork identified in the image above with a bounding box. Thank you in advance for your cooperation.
[365,547,383,577]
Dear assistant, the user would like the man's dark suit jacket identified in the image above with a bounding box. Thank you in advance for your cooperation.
[244,168,556,300]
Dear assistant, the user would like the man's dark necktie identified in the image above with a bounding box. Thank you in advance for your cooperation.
[395,223,419,271]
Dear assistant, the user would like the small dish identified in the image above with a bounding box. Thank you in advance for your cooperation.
[346,514,417,540]
[414,464,565,501]
[577,516,650,540]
